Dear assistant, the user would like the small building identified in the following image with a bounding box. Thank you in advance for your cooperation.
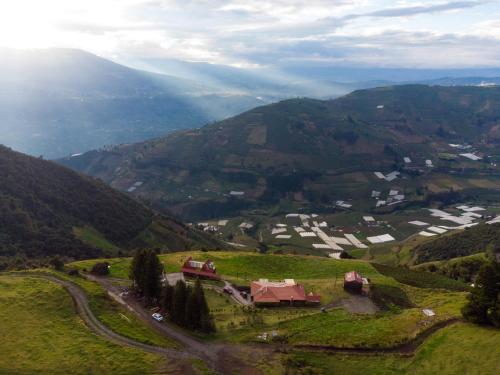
[344,271,363,293]
[181,257,220,280]
[250,279,320,306]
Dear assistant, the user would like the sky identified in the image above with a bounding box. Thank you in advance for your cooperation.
[0,0,499,69]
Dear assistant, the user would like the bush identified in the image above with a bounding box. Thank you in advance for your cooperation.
[90,262,110,276]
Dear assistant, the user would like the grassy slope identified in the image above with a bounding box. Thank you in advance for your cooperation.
[73,226,120,252]
[0,275,162,374]
[289,323,500,375]
[27,269,179,349]
[413,253,489,282]
[371,263,468,291]
[73,251,384,282]
[71,252,468,348]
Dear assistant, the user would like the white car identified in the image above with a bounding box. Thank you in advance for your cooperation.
[152,313,163,322]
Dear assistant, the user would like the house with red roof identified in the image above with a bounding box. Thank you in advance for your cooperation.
[250,279,320,306]
[181,257,220,280]
[344,271,364,293]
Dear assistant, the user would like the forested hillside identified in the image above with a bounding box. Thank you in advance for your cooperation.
[0,145,221,263]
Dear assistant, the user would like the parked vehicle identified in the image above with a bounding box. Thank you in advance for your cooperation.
[152,313,163,322]
[223,286,233,294]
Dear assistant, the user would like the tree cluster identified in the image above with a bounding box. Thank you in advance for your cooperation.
[161,279,215,333]
[129,249,163,305]
[462,260,500,327]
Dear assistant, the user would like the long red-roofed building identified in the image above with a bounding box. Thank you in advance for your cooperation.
[250,279,320,306]
[181,257,220,280]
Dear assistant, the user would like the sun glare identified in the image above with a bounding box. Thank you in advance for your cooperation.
[0,0,128,51]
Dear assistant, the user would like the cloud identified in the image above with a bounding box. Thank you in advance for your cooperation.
[364,1,487,18]
[0,0,497,68]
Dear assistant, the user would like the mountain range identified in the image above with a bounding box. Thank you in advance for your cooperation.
[2,48,500,160]
[60,84,500,220]
[0,48,264,158]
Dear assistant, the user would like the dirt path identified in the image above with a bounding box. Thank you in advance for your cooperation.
[17,274,186,358]
[8,272,464,374]
[87,274,266,375]
[293,318,460,356]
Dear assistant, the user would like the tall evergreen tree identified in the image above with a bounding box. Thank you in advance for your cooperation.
[171,280,189,326]
[143,250,163,305]
[161,284,175,314]
[129,249,146,291]
[462,260,500,326]
[185,279,203,330]
[129,249,163,305]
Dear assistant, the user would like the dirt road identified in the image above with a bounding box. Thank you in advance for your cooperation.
[86,274,268,375]
[19,274,186,357]
[9,272,463,374]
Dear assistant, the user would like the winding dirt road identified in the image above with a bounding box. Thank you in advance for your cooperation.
[15,273,267,375]
[9,272,463,375]
[18,274,186,358]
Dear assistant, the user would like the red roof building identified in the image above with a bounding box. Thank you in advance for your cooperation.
[181,257,220,280]
[250,279,321,306]
[344,271,363,293]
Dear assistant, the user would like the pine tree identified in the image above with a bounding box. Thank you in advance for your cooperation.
[195,279,215,333]
[171,280,189,325]
[462,260,500,326]
[185,287,199,329]
[143,250,163,305]
[129,249,147,292]
[161,284,175,315]
[129,249,163,305]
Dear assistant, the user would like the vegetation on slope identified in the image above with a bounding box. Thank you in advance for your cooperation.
[286,322,500,375]
[412,223,500,264]
[0,275,163,374]
[60,85,500,220]
[414,253,489,282]
[0,145,221,263]
[371,263,469,291]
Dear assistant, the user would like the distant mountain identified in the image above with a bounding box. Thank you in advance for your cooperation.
[0,48,264,158]
[141,58,500,98]
[60,85,500,220]
[0,145,222,261]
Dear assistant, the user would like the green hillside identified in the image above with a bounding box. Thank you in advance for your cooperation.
[412,223,500,264]
[0,275,165,374]
[0,145,222,264]
[60,85,500,220]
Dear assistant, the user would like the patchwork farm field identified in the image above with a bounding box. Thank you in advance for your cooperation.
[0,275,164,375]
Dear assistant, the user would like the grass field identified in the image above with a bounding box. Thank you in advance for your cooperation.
[73,225,120,253]
[72,251,392,284]
[71,252,469,349]
[0,275,163,374]
[25,269,179,349]
[286,322,500,374]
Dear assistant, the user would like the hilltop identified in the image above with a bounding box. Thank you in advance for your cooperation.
[0,145,222,265]
[60,85,500,220]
